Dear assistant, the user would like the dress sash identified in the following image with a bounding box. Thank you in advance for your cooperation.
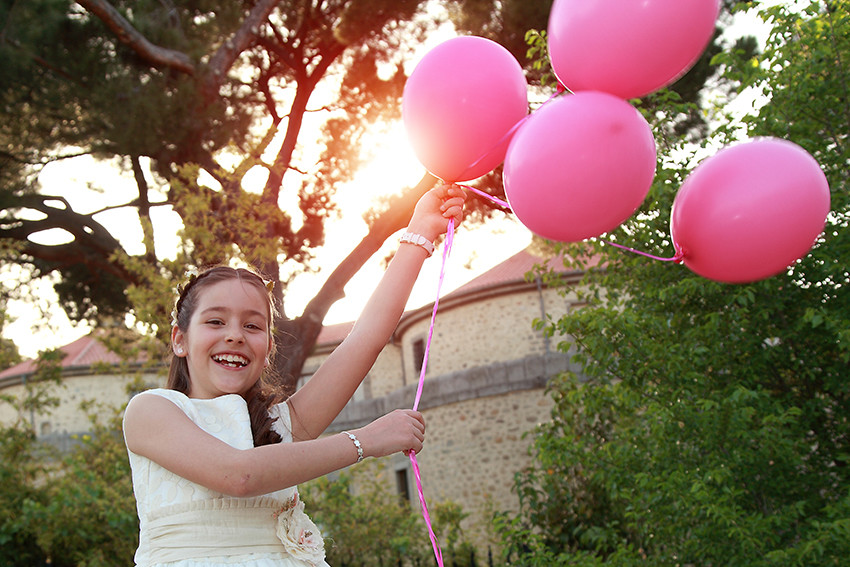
[144,496,287,563]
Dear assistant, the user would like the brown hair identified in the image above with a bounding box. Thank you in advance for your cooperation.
[167,265,286,446]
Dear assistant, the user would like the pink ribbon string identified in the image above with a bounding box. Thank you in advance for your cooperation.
[441,189,685,265]
[459,184,511,209]
[409,452,443,566]
[600,239,685,263]
[412,218,454,412]
[406,84,679,563]
[409,217,454,567]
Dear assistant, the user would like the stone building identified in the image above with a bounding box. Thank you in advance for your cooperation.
[0,332,156,449]
[0,246,585,552]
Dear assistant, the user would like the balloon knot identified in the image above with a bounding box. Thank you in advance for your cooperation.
[672,243,686,263]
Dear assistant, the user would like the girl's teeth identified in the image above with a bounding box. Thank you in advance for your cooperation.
[214,354,247,366]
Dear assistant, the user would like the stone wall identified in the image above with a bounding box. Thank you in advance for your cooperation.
[0,368,161,437]
[417,389,552,552]
[301,282,576,405]
[326,351,582,554]
[359,343,404,400]
[397,283,574,382]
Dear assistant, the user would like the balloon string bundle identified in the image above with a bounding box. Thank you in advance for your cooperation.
[409,217,454,567]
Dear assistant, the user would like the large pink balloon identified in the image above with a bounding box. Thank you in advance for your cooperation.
[548,0,721,99]
[503,91,656,242]
[670,138,831,283]
[402,36,528,183]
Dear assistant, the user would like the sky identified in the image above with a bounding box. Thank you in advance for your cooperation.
[1,3,773,360]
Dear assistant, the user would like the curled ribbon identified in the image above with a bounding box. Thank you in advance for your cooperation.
[409,217,454,567]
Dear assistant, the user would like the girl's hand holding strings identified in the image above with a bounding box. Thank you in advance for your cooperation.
[353,409,426,458]
[408,184,467,241]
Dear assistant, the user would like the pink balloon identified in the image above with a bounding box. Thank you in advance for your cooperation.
[402,36,528,183]
[670,138,831,283]
[503,91,656,242]
[548,0,721,99]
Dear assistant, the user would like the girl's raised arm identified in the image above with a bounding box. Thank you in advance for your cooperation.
[286,184,466,440]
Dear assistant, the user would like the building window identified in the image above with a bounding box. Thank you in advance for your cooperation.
[412,338,426,374]
[395,467,411,504]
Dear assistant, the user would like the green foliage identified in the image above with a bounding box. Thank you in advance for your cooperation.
[496,1,850,565]
[0,349,138,566]
[0,277,23,370]
[0,425,49,566]
[524,29,557,89]
[300,465,477,566]
[13,349,65,418]
[0,0,434,331]
[22,409,139,567]
[0,336,22,371]
[447,0,554,77]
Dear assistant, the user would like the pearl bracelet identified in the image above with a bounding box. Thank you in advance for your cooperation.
[343,431,364,463]
[399,231,435,257]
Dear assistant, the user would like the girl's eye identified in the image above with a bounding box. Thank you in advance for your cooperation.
[245,323,264,331]
[206,319,224,326]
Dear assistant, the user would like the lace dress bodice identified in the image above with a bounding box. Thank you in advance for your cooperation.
[125,389,328,567]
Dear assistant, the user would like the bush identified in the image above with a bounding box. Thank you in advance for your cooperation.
[301,464,478,567]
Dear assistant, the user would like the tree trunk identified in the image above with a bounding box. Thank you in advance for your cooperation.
[273,172,437,391]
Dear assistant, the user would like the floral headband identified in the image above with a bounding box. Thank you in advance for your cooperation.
[170,266,275,327]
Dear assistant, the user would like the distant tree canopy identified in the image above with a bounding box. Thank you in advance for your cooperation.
[497,1,850,564]
[0,0,742,385]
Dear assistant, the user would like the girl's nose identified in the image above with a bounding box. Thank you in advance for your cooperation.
[226,328,245,344]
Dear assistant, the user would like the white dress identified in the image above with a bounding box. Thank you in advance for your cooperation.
[125,389,330,567]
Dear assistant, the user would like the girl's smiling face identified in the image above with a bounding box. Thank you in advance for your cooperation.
[172,278,273,399]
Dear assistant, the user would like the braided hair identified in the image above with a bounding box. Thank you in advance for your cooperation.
[168,265,287,446]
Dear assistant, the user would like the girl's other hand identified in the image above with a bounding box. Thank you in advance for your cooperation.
[354,409,426,458]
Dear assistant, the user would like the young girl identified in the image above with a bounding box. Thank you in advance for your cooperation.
[123,185,466,567]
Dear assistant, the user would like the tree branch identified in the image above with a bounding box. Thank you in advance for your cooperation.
[88,199,171,217]
[0,195,137,286]
[3,36,81,83]
[202,0,280,98]
[131,155,157,262]
[303,172,439,322]
[1,194,121,252]
[76,0,195,75]
[274,172,438,385]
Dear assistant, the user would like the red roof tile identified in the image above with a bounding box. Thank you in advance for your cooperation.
[314,248,572,346]
[444,248,566,298]
[316,321,354,345]
[0,334,141,381]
